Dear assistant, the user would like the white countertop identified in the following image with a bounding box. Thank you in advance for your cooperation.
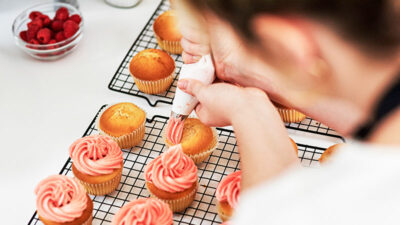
[0,0,167,223]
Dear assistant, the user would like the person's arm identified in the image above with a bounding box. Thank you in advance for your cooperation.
[177,79,299,190]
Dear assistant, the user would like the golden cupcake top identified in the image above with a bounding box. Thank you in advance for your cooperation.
[153,10,182,41]
[129,49,175,81]
[319,143,344,164]
[99,103,146,137]
[166,118,214,155]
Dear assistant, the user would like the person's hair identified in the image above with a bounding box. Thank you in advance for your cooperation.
[186,0,400,55]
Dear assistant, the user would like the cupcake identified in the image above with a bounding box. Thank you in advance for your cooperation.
[273,102,306,123]
[112,198,173,225]
[319,143,344,164]
[153,10,183,54]
[70,134,123,195]
[216,170,241,222]
[145,144,198,212]
[129,49,175,94]
[290,137,298,155]
[35,175,93,225]
[165,118,218,164]
[97,102,146,149]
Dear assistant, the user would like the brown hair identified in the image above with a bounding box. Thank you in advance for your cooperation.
[186,0,400,55]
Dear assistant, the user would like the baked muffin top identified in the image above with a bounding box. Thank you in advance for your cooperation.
[99,102,146,137]
[129,49,175,81]
[153,10,182,41]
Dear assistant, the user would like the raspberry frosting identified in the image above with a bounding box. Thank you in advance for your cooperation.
[216,170,241,208]
[69,135,123,176]
[145,144,197,193]
[112,198,173,225]
[35,175,88,223]
[165,117,184,145]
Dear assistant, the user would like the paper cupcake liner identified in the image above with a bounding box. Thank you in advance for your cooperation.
[132,71,174,94]
[155,35,183,54]
[147,181,198,212]
[276,107,307,123]
[217,202,233,222]
[163,125,219,164]
[96,104,146,149]
[75,169,122,196]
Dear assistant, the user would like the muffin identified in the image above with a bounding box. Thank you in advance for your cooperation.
[70,134,123,195]
[273,102,306,123]
[165,118,218,164]
[129,49,175,94]
[145,144,198,212]
[97,102,146,149]
[35,175,93,225]
[290,137,298,155]
[153,10,183,54]
[216,170,241,222]
[319,143,344,164]
[112,198,173,225]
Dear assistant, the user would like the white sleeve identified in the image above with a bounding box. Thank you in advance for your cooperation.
[232,143,400,225]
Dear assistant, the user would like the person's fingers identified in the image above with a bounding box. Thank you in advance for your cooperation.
[182,51,201,64]
[179,25,209,45]
[181,38,210,56]
[177,79,206,98]
[195,104,212,126]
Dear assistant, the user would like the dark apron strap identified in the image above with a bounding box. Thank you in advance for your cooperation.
[354,77,400,139]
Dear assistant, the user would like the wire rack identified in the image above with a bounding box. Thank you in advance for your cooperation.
[28,105,336,225]
[108,0,182,107]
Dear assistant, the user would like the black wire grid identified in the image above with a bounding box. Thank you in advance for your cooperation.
[108,0,181,107]
[28,105,337,225]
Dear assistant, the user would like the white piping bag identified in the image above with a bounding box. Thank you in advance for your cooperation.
[165,54,215,144]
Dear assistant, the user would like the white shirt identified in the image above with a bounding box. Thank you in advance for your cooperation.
[233,142,400,225]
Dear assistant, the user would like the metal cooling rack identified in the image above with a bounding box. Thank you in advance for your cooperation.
[28,105,336,225]
[108,0,182,107]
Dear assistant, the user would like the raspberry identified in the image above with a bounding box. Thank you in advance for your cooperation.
[69,14,82,25]
[48,39,57,44]
[55,31,65,42]
[40,15,51,27]
[51,20,64,32]
[28,39,39,45]
[28,18,43,29]
[27,24,41,41]
[63,20,79,38]
[36,28,53,44]
[54,7,69,21]
[29,11,42,20]
[19,31,28,42]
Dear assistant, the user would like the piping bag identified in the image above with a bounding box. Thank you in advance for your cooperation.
[165,54,215,144]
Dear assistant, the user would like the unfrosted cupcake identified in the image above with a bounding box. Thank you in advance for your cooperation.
[70,134,123,195]
[97,102,146,149]
[35,175,93,225]
[153,10,183,54]
[112,198,173,225]
[319,143,344,164]
[165,118,218,164]
[145,144,198,212]
[273,102,306,123]
[290,137,298,155]
[216,170,241,222]
[129,49,175,94]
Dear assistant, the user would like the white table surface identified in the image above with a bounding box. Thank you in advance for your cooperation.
[0,0,168,223]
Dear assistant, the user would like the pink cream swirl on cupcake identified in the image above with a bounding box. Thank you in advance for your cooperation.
[35,175,88,223]
[165,117,184,145]
[112,198,173,225]
[216,170,241,208]
[145,144,197,193]
[69,134,123,176]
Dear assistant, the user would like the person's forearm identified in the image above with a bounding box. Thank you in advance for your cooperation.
[231,101,299,191]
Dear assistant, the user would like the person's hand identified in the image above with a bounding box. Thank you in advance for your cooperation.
[177,79,277,127]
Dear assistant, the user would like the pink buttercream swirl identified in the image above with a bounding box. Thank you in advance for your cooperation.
[35,175,88,223]
[69,135,123,176]
[112,198,173,225]
[216,170,241,208]
[145,144,197,193]
[165,117,184,145]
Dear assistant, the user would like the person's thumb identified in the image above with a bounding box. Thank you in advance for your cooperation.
[177,79,205,98]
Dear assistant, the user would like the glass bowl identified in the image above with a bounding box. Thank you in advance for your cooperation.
[12,2,84,60]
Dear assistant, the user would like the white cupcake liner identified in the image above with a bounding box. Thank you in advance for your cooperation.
[132,71,175,94]
[155,35,183,55]
[74,168,122,196]
[276,107,306,123]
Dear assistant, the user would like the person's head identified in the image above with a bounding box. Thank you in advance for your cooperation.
[178,0,400,133]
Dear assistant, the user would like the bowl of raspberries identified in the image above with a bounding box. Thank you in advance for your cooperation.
[12,2,83,60]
